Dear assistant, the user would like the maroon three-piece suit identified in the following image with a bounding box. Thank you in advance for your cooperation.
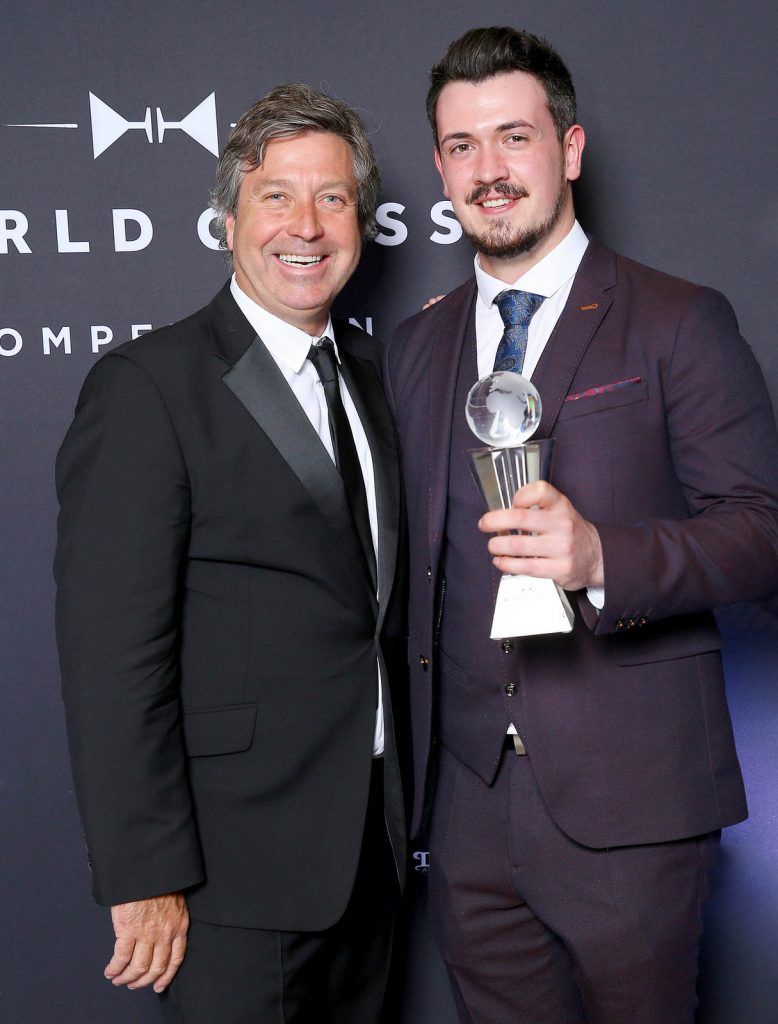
[384,238,778,1021]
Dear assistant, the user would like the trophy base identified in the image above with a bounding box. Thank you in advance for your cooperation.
[490,574,575,638]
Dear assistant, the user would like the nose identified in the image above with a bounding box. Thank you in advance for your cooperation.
[287,196,323,241]
[473,143,509,187]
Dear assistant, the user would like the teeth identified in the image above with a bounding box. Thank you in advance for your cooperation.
[482,198,512,208]
[278,254,324,265]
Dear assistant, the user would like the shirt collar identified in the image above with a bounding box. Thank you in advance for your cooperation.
[474,219,589,310]
[229,274,337,373]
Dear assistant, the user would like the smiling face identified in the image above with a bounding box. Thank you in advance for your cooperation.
[434,71,584,281]
[225,131,362,335]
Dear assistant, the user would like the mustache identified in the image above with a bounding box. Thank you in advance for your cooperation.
[465,183,528,205]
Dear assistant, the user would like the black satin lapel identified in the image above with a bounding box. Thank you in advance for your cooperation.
[532,265,614,439]
[222,337,369,580]
[428,281,477,560]
[208,281,258,365]
[338,349,398,618]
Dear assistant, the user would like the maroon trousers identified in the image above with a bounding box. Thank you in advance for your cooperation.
[429,743,719,1024]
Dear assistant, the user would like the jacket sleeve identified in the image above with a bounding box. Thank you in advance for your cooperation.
[593,288,778,634]
[54,353,204,905]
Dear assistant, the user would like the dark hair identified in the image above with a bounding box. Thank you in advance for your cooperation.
[427,27,577,145]
[211,83,380,262]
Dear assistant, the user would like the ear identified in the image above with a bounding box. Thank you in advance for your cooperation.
[563,125,585,183]
[433,147,450,199]
[225,212,235,252]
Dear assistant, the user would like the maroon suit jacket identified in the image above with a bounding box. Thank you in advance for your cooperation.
[385,239,778,846]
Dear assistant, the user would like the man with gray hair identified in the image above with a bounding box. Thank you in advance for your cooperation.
[55,83,406,1022]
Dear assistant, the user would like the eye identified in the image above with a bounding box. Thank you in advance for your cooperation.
[322,194,346,205]
[506,134,528,144]
[449,142,473,156]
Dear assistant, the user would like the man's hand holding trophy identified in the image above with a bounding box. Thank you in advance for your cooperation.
[466,371,597,638]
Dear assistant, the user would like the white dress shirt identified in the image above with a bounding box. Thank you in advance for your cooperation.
[230,276,384,756]
[473,220,605,614]
[474,219,589,380]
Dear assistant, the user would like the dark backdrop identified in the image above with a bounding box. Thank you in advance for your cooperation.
[2,1,776,1020]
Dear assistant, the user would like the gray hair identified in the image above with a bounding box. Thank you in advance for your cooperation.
[210,83,381,261]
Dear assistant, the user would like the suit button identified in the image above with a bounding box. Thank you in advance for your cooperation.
[426,566,432,581]
[615,619,625,630]
[504,683,517,697]
[626,618,636,629]
[638,616,648,626]
[419,655,430,671]
[501,640,514,654]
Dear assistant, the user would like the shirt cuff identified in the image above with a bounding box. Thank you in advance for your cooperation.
[586,586,605,610]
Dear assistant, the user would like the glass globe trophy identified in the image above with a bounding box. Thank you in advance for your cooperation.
[466,372,574,638]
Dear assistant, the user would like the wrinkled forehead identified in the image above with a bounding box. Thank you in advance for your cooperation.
[240,132,358,191]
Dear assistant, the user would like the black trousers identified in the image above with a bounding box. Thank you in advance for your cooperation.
[160,761,397,1024]
[429,742,720,1024]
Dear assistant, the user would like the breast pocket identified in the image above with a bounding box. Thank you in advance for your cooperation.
[557,379,649,422]
[549,378,652,526]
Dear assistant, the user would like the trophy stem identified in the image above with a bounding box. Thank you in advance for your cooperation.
[469,439,575,637]
[472,441,552,511]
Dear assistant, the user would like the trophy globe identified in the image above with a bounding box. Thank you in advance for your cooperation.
[465,372,542,448]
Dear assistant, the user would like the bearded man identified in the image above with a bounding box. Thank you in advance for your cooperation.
[384,26,778,1024]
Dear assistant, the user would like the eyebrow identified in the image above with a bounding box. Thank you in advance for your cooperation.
[496,120,534,133]
[439,131,473,147]
[318,180,357,193]
[439,120,535,147]
[253,178,355,192]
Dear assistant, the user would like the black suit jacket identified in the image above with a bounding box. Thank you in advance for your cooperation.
[385,239,778,845]
[55,283,407,931]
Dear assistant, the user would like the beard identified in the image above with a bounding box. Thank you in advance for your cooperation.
[462,176,568,261]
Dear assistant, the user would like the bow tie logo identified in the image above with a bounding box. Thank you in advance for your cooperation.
[7,92,220,160]
[89,92,219,158]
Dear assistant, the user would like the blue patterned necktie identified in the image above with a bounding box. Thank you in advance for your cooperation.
[493,289,545,375]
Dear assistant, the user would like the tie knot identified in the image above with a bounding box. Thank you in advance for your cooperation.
[307,337,338,383]
[313,336,335,355]
[494,290,544,331]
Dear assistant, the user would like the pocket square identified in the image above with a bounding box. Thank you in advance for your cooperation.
[564,377,642,403]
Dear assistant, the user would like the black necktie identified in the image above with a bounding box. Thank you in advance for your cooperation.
[308,338,377,587]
